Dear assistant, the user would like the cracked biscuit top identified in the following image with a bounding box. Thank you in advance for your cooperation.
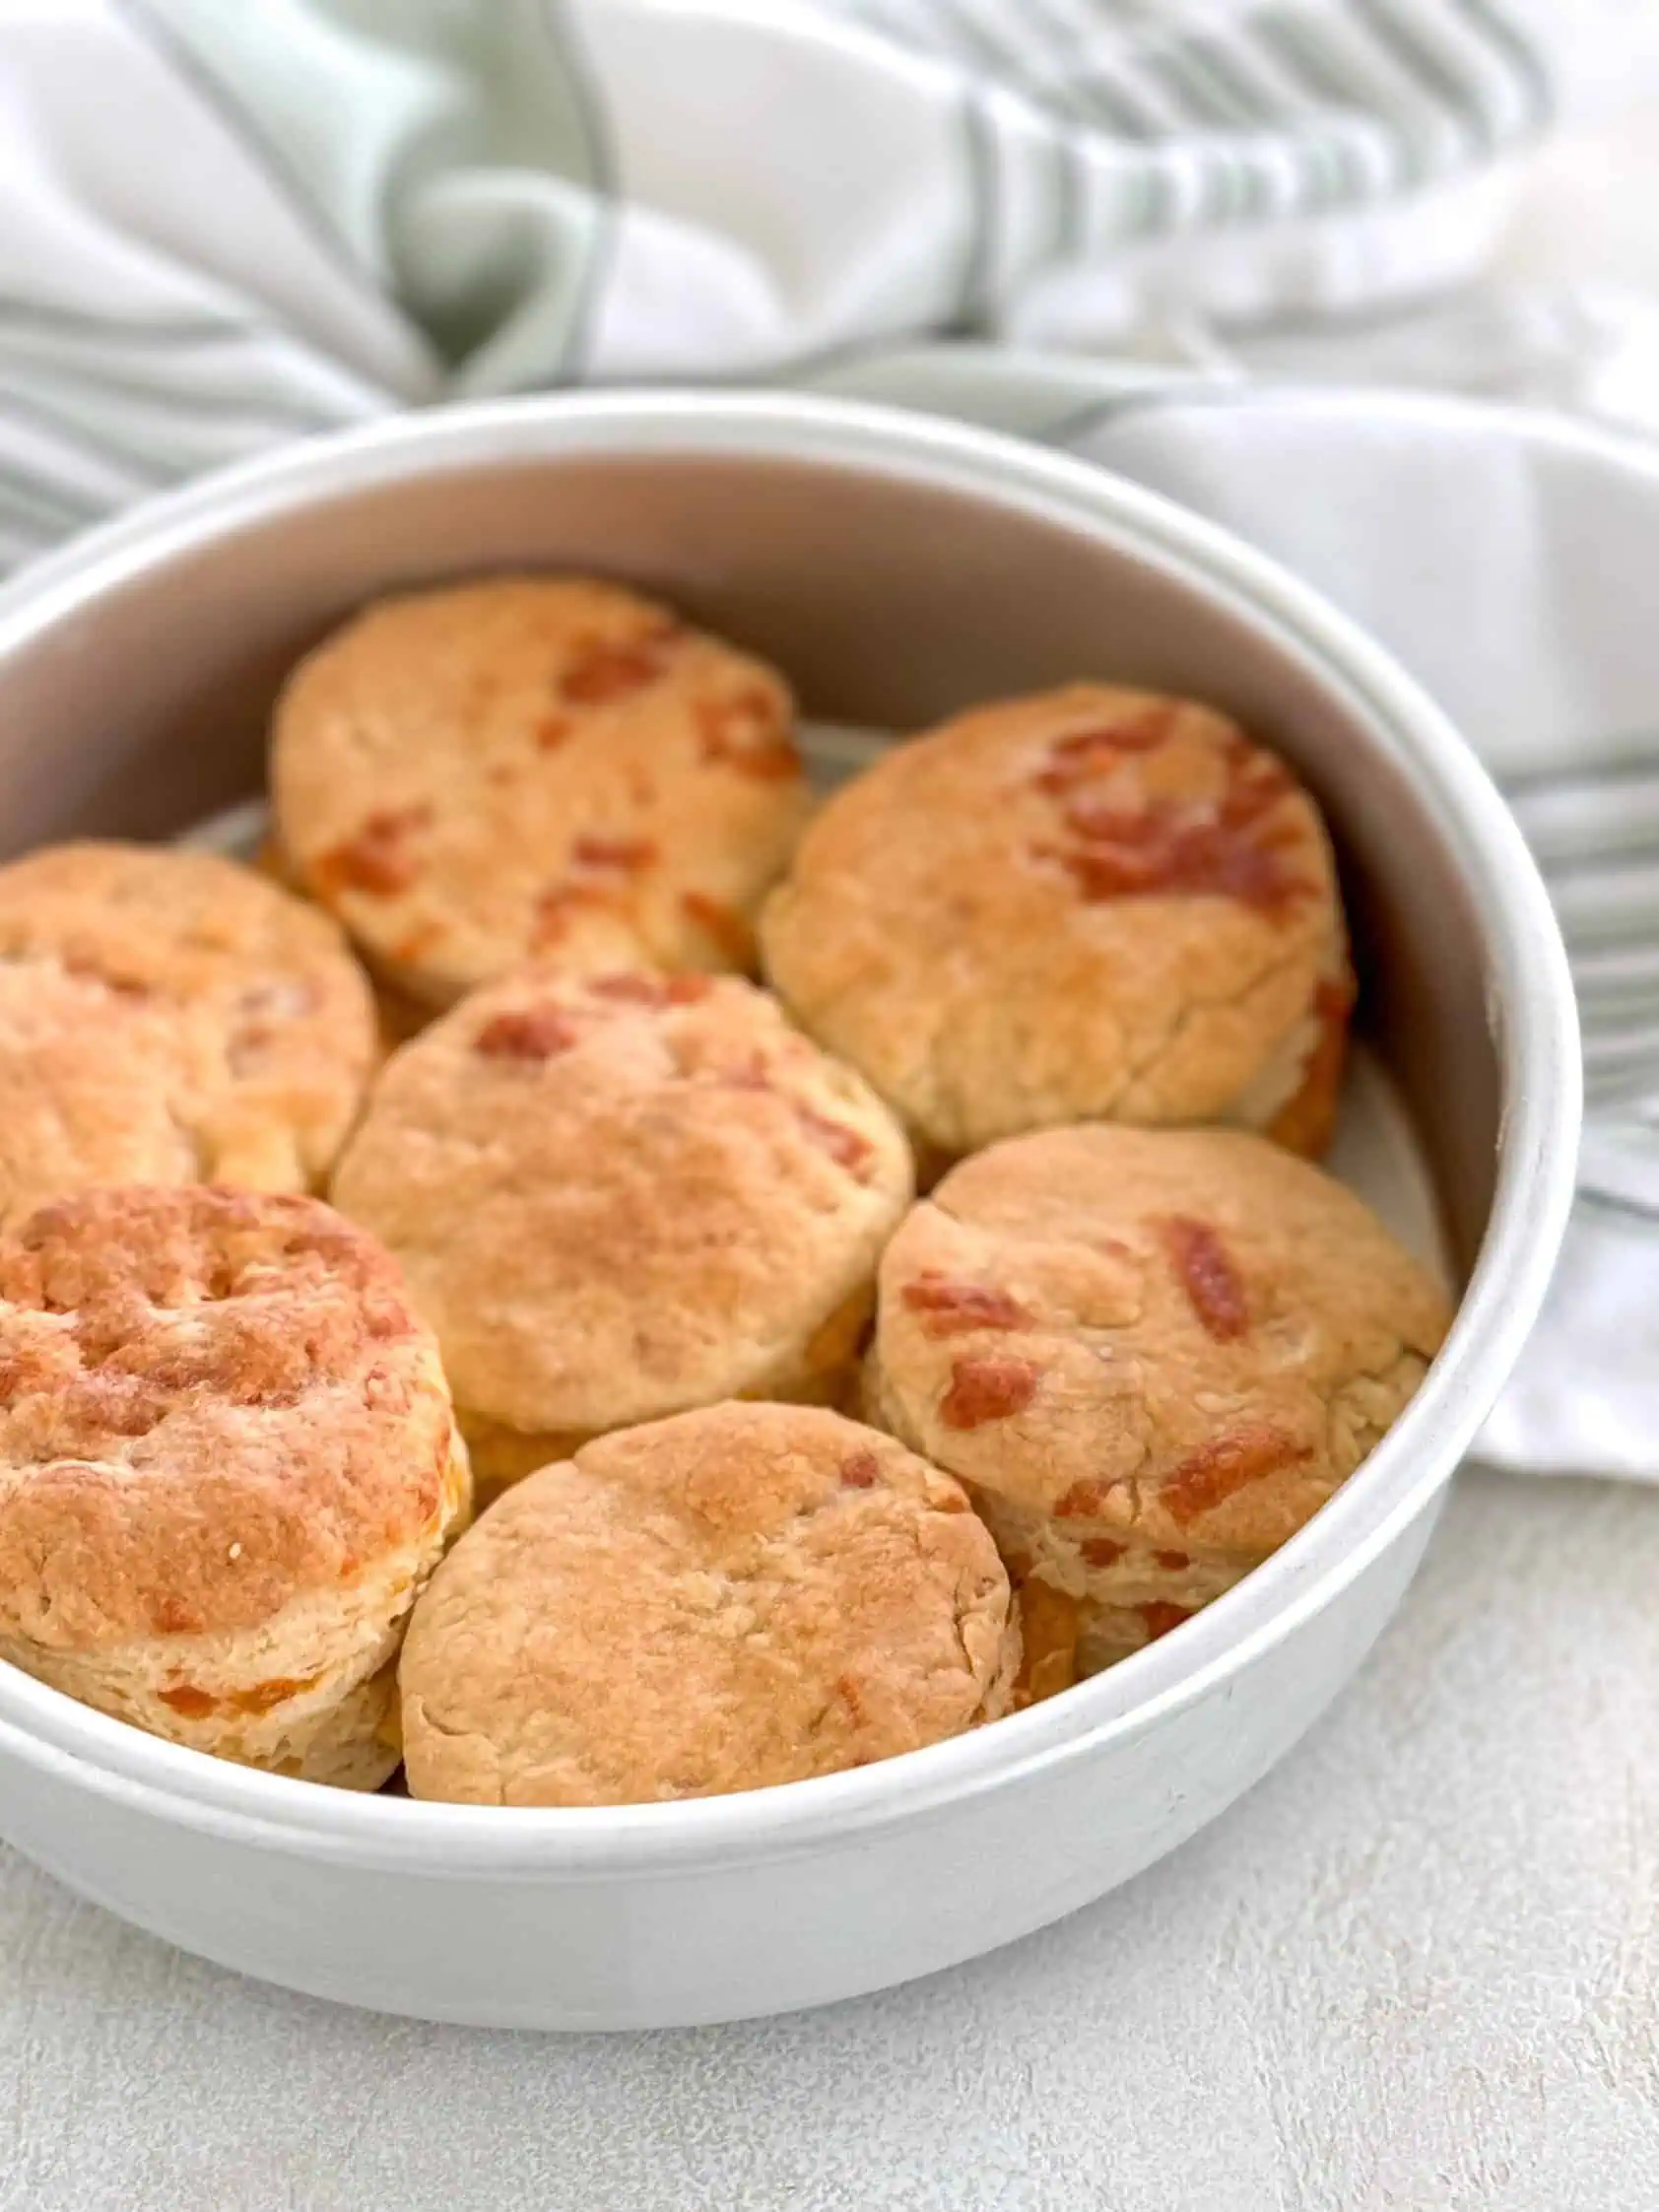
[330,971,913,1439]
[0,842,378,1219]
[865,1124,1451,1562]
[399,1402,1019,1805]
[271,576,812,1010]
[0,1185,457,1653]
[759,685,1350,1159]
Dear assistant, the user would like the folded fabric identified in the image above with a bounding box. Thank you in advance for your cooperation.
[0,0,1651,1477]
[0,0,1556,559]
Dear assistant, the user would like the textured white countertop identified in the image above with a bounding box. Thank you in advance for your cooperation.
[6,1466,1659,2212]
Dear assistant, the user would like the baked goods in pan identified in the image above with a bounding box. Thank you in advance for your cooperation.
[331,970,912,1494]
[0,1186,469,1786]
[864,1124,1450,1686]
[0,841,377,1217]
[761,685,1351,1163]
[0,583,1453,1792]
[272,576,811,1010]
[400,1402,1018,1805]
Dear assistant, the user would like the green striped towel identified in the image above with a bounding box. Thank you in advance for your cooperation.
[0,0,1551,565]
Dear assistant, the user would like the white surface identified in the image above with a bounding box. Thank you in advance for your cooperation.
[5,1469,1658,2210]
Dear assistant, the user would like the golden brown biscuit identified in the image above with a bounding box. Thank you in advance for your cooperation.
[399,1402,1018,1805]
[0,842,377,1207]
[865,1124,1451,1685]
[0,964,198,1230]
[331,971,913,1494]
[760,685,1351,1161]
[0,1186,469,1785]
[271,577,811,1010]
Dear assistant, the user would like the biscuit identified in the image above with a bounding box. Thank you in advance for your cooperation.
[0,842,378,1207]
[0,963,199,1231]
[331,971,913,1494]
[0,1186,469,1786]
[864,1124,1451,1689]
[760,685,1351,1161]
[399,1402,1019,1805]
[271,577,811,1010]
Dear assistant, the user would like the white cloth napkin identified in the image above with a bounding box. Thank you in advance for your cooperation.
[0,0,1651,1475]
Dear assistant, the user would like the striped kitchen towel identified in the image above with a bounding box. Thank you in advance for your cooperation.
[0,0,1555,565]
[0,0,1654,1476]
